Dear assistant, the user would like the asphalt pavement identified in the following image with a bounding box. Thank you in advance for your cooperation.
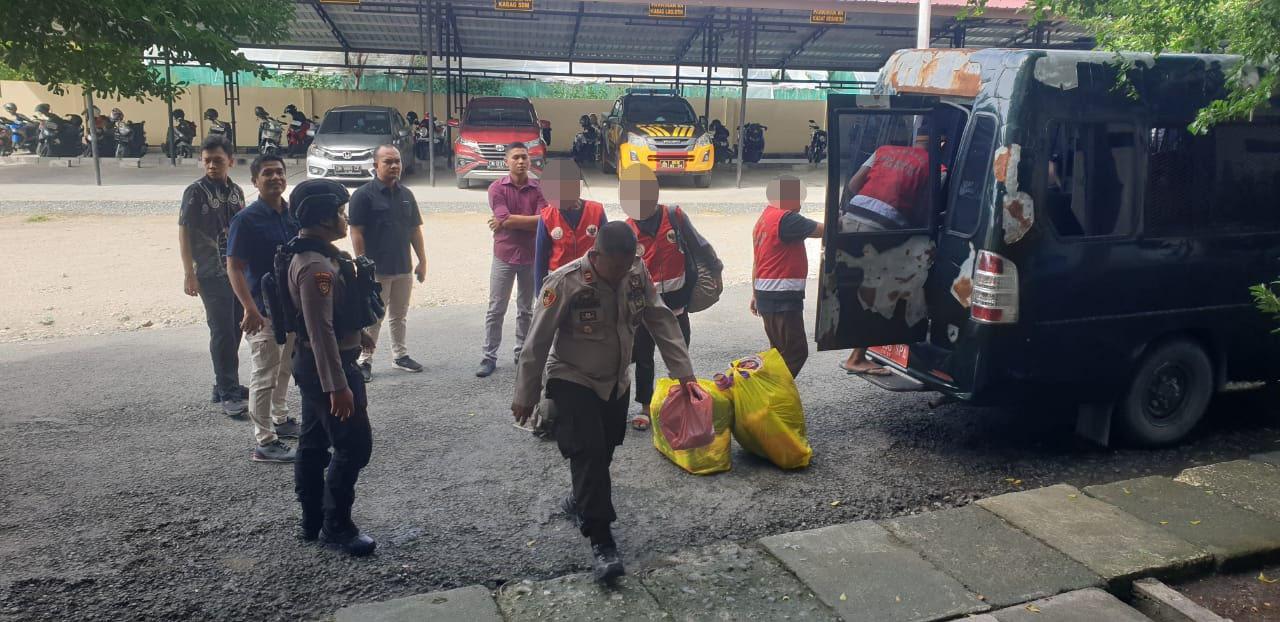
[2,283,1278,621]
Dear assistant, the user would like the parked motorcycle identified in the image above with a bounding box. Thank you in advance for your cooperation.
[709,119,733,164]
[164,109,197,159]
[4,103,39,154]
[741,122,767,164]
[84,106,116,156]
[0,120,12,156]
[34,104,85,157]
[283,104,312,156]
[203,108,234,152]
[571,114,599,165]
[112,108,147,158]
[805,119,827,164]
[255,106,283,156]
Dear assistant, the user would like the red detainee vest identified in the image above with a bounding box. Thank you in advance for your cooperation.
[628,206,686,293]
[542,200,605,272]
[753,205,808,292]
[859,145,930,223]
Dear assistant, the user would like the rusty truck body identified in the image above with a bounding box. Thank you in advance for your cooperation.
[819,48,1280,446]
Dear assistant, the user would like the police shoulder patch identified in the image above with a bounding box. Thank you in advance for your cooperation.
[314,271,333,296]
[541,288,558,308]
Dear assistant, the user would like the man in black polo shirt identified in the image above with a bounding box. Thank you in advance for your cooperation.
[179,135,248,416]
[228,154,300,463]
[350,145,427,380]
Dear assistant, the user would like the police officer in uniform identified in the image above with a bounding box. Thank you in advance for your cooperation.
[513,221,696,583]
[283,180,378,556]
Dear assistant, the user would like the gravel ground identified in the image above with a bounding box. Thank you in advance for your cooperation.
[2,284,1278,622]
[1174,562,1280,620]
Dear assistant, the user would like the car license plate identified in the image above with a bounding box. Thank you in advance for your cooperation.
[658,160,685,170]
[334,165,365,175]
[869,344,909,368]
[487,160,508,170]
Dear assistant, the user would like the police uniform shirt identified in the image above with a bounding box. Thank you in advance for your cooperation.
[289,249,362,392]
[515,255,694,408]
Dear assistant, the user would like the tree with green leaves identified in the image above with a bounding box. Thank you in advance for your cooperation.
[970,0,1278,132]
[0,0,294,101]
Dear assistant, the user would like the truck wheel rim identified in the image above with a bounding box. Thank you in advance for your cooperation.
[1145,362,1189,422]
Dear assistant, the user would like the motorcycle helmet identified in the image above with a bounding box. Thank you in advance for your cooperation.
[34,103,51,115]
[204,108,219,121]
[3,103,16,115]
[110,108,123,122]
[284,104,298,115]
[172,109,186,120]
[254,106,268,119]
[406,111,418,124]
[290,179,351,228]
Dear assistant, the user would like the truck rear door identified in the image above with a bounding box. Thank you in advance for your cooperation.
[816,94,945,352]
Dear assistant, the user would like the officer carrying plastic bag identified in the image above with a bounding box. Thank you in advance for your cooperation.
[650,378,734,475]
[723,349,812,469]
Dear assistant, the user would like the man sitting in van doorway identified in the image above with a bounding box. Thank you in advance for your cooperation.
[837,120,932,375]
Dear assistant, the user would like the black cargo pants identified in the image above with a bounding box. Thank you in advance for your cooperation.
[548,379,629,547]
[292,344,373,534]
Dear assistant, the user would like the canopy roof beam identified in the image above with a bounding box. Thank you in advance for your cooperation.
[309,0,352,52]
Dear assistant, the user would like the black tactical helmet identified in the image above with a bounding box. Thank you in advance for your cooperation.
[34,103,51,115]
[204,108,219,120]
[172,108,186,120]
[290,179,351,228]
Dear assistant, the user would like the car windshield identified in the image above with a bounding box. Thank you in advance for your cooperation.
[319,111,391,135]
[624,97,696,125]
[465,105,536,127]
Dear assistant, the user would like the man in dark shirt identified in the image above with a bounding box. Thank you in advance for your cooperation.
[228,154,300,463]
[750,176,824,378]
[349,145,427,381]
[179,135,248,416]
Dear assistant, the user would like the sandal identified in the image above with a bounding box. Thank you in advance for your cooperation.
[842,364,891,376]
[631,414,651,431]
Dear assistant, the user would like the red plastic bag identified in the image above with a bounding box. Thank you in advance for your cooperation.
[659,381,716,451]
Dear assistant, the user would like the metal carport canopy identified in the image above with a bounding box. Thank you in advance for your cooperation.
[258,0,1093,72]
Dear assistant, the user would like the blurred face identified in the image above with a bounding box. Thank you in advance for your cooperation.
[766,177,806,212]
[201,147,232,182]
[541,161,582,207]
[253,160,287,202]
[375,146,402,183]
[619,178,659,220]
[588,249,631,285]
[506,146,530,177]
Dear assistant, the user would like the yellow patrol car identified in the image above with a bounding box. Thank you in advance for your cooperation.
[601,89,713,187]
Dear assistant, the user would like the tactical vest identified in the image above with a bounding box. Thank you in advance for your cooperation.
[262,236,385,345]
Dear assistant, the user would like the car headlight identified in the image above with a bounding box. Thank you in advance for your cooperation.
[308,145,322,157]
[694,132,711,148]
[627,134,650,149]
[524,138,542,149]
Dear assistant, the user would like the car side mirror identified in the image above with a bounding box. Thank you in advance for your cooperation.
[447,118,460,128]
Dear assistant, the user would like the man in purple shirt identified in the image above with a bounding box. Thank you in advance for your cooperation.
[478,142,547,377]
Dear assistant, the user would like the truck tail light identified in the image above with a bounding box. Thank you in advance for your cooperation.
[970,250,1018,324]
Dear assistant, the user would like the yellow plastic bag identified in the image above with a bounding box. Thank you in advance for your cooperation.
[725,349,812,469]
[651,379,733,475]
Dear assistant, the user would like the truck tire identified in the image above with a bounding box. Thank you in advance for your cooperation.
[694,174,711,188]
[1116,339,1213,447]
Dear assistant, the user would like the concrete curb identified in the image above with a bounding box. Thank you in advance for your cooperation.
[333,459,1280,620]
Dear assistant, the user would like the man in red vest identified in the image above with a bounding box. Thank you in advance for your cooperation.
[621,165,712,431]
[750,175,824,378]
[534,159,608,291]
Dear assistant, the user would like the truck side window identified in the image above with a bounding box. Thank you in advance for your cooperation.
[949,115,997,235]
[1045,121,1137,238]
[1146,121,1280,235]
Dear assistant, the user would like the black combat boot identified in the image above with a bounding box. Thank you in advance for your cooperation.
[319,526,377,557]
[591,543,625,583]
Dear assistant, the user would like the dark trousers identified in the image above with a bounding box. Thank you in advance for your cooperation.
[197,275,243,400]
[548,379,629,547]
[292,345,373,534]
[761,310,809,378]
[632,311,691,407]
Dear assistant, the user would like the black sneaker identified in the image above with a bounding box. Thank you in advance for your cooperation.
[222,397,248,418]
[475,359,496,378]
[591,544,625,583]
[359,361,372,382]
[274,418,301,438]
[319,528,377,557]
[394,356,423,373]
[251,440,296,463]
[560,494,583,528]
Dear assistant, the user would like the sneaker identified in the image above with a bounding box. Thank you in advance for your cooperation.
[393,356,423,373]
[475,359,496,378]
[359,361,372,383]
[274,418,301,438]
[251,440,296,463]
[212,385,249,403]
[591,544,625,583]
[560,494,583,528]
[222,397,248,417]
[319,528,377,557]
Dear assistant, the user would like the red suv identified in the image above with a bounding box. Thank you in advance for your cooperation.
[451,97,548,188]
